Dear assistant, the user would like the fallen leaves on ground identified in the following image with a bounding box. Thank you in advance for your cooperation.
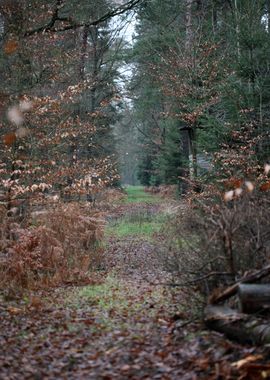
[1,200,270,379]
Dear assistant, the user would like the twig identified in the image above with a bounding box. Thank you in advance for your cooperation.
[173,317,199,330]
[149,271,233,287]
[209,264,270,304]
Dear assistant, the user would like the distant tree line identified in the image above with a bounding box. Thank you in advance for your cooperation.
[126,0,270,190]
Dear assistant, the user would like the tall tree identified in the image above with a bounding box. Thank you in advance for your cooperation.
[0,0,129,209]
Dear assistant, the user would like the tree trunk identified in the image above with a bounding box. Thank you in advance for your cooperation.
[179,127,190,194]
[212,0,218,34]
[234,0,241,61]
[80,25,90,79]
[205,305,270,345]
[89,26,99,113]
[238,284,270,314]
[185,0,193,50]
[189,127,197,179]
[267,0,270,33]
[209,264,270,304]
[184,1,197,181]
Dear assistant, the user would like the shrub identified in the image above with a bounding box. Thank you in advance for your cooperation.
[163,183,270,306]
[0,202,105,292]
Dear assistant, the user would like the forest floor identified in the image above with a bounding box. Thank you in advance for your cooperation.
[0,187,269,379]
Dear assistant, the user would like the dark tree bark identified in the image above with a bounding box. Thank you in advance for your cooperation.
[209,265,270,304]
[80,25,90,80]
[204,305,270,345]
[238,284,270,314]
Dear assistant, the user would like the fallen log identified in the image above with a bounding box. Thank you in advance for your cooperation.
[238,284,270,314]
[209,265,270,305]
[204,305,270,345]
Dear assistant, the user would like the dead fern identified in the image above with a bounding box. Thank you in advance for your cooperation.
[0,202,105,292]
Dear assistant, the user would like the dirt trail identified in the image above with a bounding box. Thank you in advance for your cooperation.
[0,189,266,379]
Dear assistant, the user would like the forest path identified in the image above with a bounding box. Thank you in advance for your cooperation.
[0,187,260,379]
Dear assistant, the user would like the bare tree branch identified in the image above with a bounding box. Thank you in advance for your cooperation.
[24,0,144,37]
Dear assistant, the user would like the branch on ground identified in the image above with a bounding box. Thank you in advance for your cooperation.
[209,265,270,305]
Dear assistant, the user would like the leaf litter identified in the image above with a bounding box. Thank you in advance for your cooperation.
[1,199,270,379]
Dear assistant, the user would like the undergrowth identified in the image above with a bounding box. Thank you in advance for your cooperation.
[0,202,105,293]
[162,180,270,314]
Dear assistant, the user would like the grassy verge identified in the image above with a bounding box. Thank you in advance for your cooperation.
[106,185,166,239]
[106,211,166,239]
[123,186,161,204]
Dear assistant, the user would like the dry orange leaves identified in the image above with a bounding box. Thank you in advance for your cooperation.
[3,132,16,146]
[4,39,19,55]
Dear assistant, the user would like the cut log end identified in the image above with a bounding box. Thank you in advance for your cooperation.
[238,284,270,314]
[204,305,270,345]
